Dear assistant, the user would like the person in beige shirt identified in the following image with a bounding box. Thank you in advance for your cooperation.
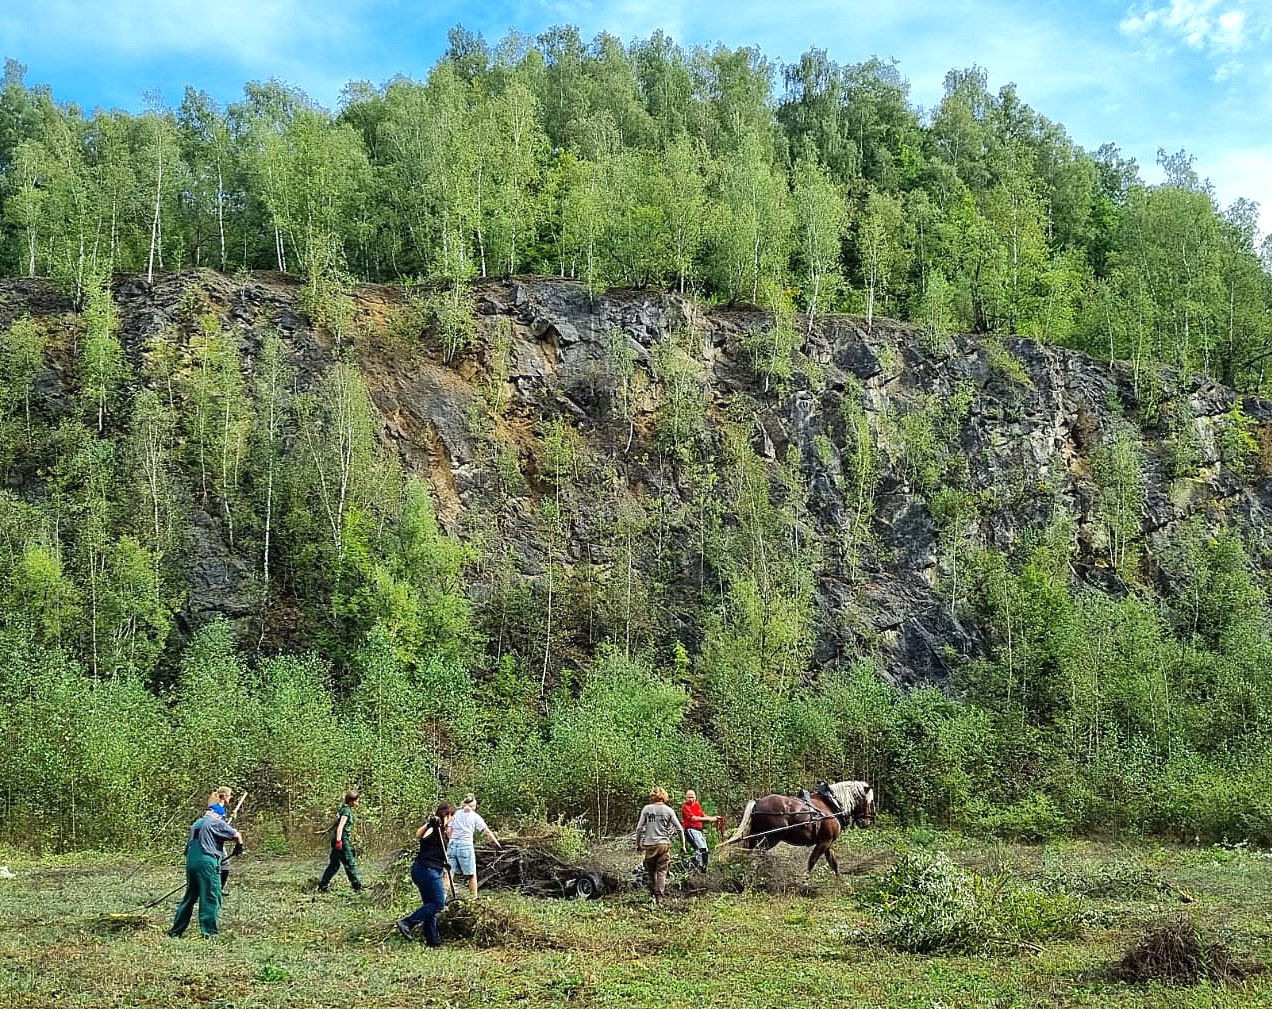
[635,786,685,903]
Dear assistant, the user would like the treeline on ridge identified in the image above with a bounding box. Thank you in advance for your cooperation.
[2,25,1271,388]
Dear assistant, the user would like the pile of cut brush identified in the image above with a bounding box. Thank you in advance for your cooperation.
[438,897,560,947]
[1110,916,1261,985]
[475,843,617,899]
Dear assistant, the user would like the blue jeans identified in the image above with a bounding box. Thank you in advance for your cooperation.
[403,862,446,946]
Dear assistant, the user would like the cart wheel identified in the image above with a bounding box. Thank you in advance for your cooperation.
[571,872,603,900]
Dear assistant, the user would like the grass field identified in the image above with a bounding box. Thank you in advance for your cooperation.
[2,830,1270,1008]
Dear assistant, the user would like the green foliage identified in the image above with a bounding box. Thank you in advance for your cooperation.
[1038,855,1157,899]
[0,313,45,452]
[855,184,909,329]
[982,338,1032,385]
[4,540,80,645]
[1091,426,1145,575]
[545,648,701,834]
[298,226,357,345]
[0,625,172,849]
[420,281,477,361]
[1164,408,1204,479]
[969,792,1072,842]
[1216,403,1258,475]
[1159,523,1264,650]
[883,688,996,825]
[345,624,460,816]
[862,850,1084,952]
[650,327,707,463]
[5,33,1272,856]
[893,390,971,493]
[170,620,263,794]
[791,155,846,326]
[77,271,126,433]
[255,653,346,828]
[1141,749,1272,845]
[1,25,1269,399]
[739,280,800,389]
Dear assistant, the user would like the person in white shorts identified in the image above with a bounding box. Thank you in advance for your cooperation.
[448,793,502,895]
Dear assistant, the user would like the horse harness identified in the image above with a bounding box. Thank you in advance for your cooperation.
[795,782,850,828]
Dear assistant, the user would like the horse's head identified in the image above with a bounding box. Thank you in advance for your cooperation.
[828,781,876,828]
[855,786,876,828]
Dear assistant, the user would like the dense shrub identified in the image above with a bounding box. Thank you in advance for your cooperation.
[0,626,172,849]
[968,791,1072,842]
[543,648,704,834]
[860,851,1084,952]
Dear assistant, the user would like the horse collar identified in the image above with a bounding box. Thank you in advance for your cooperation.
[819,787,846,821]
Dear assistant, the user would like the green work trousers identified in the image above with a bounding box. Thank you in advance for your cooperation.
[170,851,223,937]
[319,844,363,891]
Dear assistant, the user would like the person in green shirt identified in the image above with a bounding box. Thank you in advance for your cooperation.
[316,788,364,894]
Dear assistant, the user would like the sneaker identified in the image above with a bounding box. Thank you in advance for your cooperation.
[395,919,413,941]
[315,884,329,894]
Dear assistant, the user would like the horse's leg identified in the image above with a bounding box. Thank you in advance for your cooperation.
[825,845,840,875]
[805,842,827,881]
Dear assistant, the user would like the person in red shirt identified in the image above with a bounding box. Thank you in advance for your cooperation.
[680,789,723,871]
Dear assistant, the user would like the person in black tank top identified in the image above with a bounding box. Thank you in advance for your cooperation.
[397,802,455,946]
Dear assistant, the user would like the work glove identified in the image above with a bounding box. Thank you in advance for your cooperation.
[335,839,343,851]
[231,841,244,857]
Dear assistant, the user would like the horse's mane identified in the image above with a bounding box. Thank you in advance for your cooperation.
[828,780,873,811]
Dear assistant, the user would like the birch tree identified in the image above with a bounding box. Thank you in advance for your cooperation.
[856,186,909,331]
[295,362,377,566]
[792,155,846,331]
[78,270,126,433]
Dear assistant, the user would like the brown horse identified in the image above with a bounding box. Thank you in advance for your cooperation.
[729,780,875,878]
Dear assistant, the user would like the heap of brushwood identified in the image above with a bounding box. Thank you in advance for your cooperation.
[1110,916,1260,985]
[437,897,560,947]
[475,843,616,898]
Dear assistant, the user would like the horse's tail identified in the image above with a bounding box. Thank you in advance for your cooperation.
[729,800,756,848]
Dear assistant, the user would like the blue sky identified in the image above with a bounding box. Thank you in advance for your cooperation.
[4,0,1271,233]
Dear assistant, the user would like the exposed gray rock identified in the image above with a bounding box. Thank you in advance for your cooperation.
[10,271,1272,683]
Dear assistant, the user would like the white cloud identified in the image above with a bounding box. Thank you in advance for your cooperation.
[1215,10,1247,47]
[1120,1,1263,53]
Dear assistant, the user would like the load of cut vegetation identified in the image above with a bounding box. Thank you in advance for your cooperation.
[498,819,590,862]
[1110,916,1257,985]
[87,912,153,935]
[714,849,808,895]
[437,897,558,948]
[859,851,1084,953]
[475,843,617,898]
[1038,857,1160,899]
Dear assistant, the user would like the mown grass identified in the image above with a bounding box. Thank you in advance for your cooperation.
[1,833,1270,1008]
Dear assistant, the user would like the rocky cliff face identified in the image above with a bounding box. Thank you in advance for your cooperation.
[7,270,1271,682]
[353,275,1272,682]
